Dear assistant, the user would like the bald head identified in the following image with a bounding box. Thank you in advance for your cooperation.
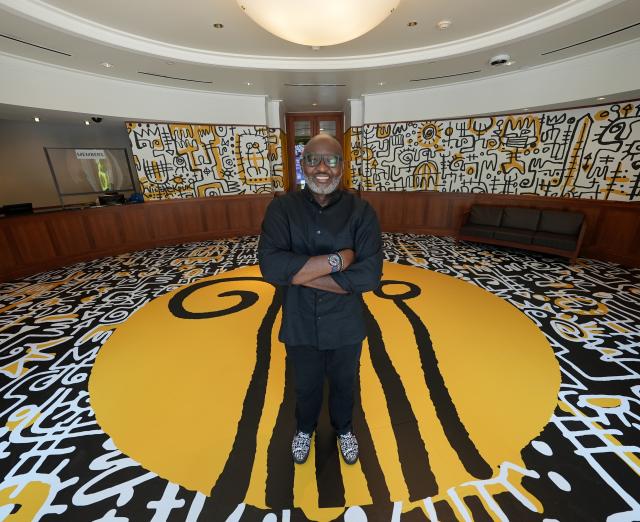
[303,133,342,156]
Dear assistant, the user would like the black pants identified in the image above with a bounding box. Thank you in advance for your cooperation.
[286,343,362,436]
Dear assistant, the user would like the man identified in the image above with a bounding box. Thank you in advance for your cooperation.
[258,133,382,466]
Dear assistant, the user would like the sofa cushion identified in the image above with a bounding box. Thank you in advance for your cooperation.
[468,206,503,227]
[494,227,535,244]
[533,232,577,251]
[539,210,584,235]
[459,224,499,239]
[502,207,541,230]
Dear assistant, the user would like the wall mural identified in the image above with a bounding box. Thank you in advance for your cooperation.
[352,100,640,201]
[126,122,286,200]
[344,127,363,189]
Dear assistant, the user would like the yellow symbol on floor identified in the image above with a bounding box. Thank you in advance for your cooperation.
[90,263,560,520]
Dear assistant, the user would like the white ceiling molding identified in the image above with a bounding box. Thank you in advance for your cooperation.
[0,0,623,70]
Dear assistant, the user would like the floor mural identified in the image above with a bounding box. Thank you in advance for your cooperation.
[0,234,638,521]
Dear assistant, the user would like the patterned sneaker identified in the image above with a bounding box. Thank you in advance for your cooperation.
[292,431,312,464]
[338,432,359,464]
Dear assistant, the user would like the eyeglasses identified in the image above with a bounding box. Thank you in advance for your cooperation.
[302,152,342,168]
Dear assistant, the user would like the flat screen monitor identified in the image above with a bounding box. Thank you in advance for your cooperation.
[45,148,135,196]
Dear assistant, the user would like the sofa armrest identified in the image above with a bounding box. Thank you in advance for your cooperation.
[570,216,587,263]
[457,210,471,239]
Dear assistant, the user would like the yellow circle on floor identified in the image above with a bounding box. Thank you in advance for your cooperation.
[89,262,560,519]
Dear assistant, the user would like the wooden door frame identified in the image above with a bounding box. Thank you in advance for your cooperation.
[285,112,344,192]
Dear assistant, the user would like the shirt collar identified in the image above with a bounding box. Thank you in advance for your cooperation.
[302,186,343,208]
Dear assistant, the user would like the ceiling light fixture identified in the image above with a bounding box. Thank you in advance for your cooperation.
[378,81,386,86]
[213,23,224,29]
[85,120,90,125]
[34,117,40,122]
[101,62,113,68]
[436,20,451,30]
[246,82,253,86]
[236,0,400,46]
[407,21,418,27]
[312,102,318,106]
[597,96,606,100]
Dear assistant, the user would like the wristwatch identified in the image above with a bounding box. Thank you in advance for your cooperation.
[327,253,342,273]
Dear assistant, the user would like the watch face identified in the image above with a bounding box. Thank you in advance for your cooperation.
[328,254,340,270]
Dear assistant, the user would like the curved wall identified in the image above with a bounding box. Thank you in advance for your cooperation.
[363,40,640,123]
[0,53,268,125]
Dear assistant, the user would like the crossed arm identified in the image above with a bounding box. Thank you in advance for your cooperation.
[290,249,355,294]
[257,198,383,295]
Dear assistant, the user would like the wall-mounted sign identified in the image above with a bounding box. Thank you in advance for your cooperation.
[75,149,107,160]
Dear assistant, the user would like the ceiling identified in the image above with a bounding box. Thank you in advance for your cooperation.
[0,0,639,115]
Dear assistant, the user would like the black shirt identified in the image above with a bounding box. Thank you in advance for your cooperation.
[258,188,383,349]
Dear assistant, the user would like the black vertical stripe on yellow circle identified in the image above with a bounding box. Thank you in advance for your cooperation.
[375,281,492,480]
[352,372,391,504]
[265,357,295,509]
[207,287,282,504]
[363,303,437,500]
[315,386,346,508]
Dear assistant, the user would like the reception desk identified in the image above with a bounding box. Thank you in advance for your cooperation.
[0,194,272,282]
[1,191,639,282]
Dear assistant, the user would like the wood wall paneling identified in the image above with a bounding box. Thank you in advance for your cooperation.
[10,220,57,264]
[201,199,229,233]
[0,194,273,282]
[147,205,182,241]
[227,198,253,231]
[47,212,93,257]
[173,201,206,237]
[120,205,154,244]
[84,210,125,251]
[0,229,17,271]
[1,191,638,283]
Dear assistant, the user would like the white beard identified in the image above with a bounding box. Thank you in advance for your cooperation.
[303,173,341,195]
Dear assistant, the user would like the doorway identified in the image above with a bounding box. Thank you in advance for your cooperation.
[285,112,343,191]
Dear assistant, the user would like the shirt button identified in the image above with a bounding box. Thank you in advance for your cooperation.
[316,230,321,234]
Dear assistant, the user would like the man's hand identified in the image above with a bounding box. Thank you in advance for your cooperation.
[339,249,355,271]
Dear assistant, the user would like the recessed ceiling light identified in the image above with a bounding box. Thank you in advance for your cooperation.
[246,82,253,86]
[34,116,40,122]
[311,46,321,51]
[213,23,224,29]
[101,62,113,68]
[85,120,90,125]
[378,81,386,86]
[407,21,418,27]
[312,102,318,106]
[319,128,324,131]
[522,108,529,112]
[436,20,451,30]
[597,96,606,100]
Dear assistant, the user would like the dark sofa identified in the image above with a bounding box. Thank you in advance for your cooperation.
[457,205,586,263]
